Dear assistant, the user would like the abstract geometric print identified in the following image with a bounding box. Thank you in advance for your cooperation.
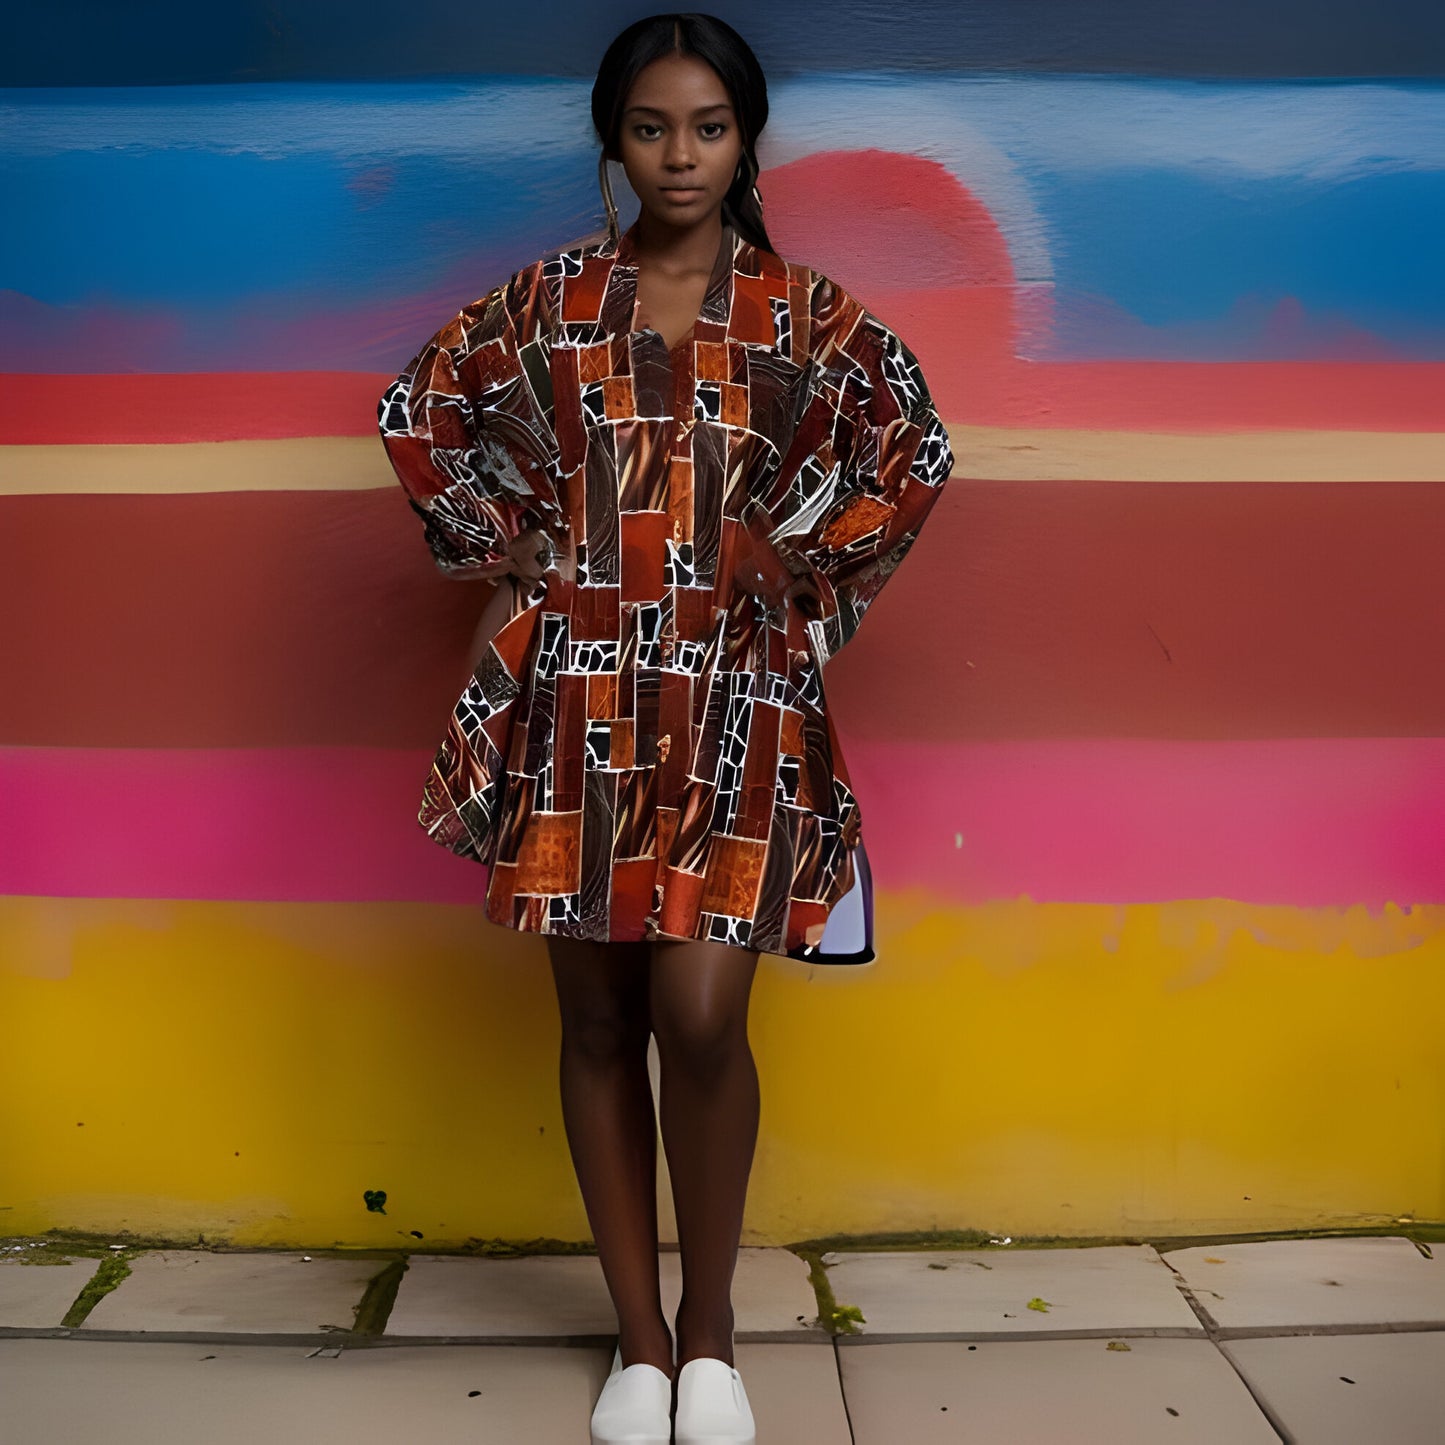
[378,219,954,962]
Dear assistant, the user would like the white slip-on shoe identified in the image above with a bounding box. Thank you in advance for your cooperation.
[589,1343,674,1445]
[673,1354,756,1444]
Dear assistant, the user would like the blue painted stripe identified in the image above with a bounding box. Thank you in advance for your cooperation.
[1037,168,1445,359]
[3,77,1442,367]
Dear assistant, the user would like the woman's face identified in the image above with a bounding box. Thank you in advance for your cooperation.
[616,52,744,229]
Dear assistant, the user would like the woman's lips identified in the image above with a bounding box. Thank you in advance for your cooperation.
[661,187,704,201]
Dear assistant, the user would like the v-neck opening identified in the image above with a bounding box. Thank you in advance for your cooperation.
[612,220,738,344]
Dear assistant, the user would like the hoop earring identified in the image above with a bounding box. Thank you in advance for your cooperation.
[737,151,763,213]
[597,151,620,244]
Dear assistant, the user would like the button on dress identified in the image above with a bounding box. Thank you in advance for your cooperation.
[378,220,954,961]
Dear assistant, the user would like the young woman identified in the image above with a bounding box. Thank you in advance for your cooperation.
[379,14,954,1442]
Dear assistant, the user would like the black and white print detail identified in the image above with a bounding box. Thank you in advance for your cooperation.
[768,456,842,552]
[693,382,722,424]
[453,647,522,738]
[547,892,583,926]
[910,410,953,488]
[570,638,619,673]
[543,248,586,285]
[769,294,793,358]
[633,602,664,668]
[663,537,696,587]
[376,373,412,436]
[400,497,493,576]
[762,665,790,707]
[712,679,755,835]
[705,912,753,946]
[669,638,708,675]
[775,753,801,806]
[791,649,825,711]
[535,613,568,680]
[580,380,608,427]
[877,324,926,415]
[584,721,612,770]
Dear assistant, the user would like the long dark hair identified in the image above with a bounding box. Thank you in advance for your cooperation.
[591,13,773,253]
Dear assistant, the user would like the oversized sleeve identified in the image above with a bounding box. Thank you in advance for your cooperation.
[377,277,566,580]
[767,293,955,659]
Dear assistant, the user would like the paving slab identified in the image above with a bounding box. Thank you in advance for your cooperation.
[82,1250,380,1335]
[721,1341,853,1444]
[0,1339,846,1443]
[839,1338,1281,1444]
[386,1254,615,1338]
[822,1245,1201,1336]
[0,1339,607,1444]
[1222,1331,1445,1445]
[660,1247,820,1335]
[0,1254,101,1328]
[1160,1236,1443,1329]
[386,1245,820,1338]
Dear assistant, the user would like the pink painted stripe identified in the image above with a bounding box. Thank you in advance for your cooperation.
[2,747,482,907]
[3,740,1442,907]
[846,737,1445,908]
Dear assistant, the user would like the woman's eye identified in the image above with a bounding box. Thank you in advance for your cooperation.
[634,122,729,140]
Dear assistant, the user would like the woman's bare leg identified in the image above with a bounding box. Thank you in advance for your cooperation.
[648,937,761,1369]
[546,935,673,1376]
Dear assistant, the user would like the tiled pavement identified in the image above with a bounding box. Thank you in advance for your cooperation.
[1,1235,1441,1442]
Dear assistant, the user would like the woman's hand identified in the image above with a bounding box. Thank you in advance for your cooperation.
[734,528,823,614]
[781,571,822,618]
[507,527,555,583]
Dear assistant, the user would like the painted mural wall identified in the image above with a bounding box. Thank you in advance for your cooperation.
[3,5,1443,1248]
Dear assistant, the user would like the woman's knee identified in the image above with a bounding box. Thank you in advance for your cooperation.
[653,1007,749,1076]
[560,1009,651,1067]
[649,950,757,1072]
[548,937,651,1065]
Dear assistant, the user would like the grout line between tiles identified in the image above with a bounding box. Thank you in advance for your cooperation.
[1165,1264,1296,1443]
[833,1325,1207,1343]
[3,1321,1441,1348]
[831,1334,856,1445]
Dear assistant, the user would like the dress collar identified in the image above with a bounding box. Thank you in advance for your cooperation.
[604,217,741,337]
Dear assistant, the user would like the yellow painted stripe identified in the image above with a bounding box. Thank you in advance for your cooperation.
[4,425,1445,496]
[3,893,1441,1247]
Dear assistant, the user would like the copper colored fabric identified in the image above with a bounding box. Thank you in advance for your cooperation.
[378,219,954,959]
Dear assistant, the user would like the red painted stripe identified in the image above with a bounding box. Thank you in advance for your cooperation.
[3,739,1441,906]
[973,358,1445,432]
[3,484,1442,748]
[0,373,381,445]
[2,359,1443,444]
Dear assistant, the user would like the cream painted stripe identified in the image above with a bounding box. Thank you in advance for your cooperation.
[2,437,391,495]
[3,425,1445,495]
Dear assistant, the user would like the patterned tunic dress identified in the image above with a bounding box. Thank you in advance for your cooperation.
[378,219,954,961]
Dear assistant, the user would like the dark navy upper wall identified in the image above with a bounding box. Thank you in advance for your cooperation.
[8,0,1445,87]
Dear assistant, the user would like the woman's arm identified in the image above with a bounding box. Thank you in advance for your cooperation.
[465,573,519,673]
[377,281,566,581]
[766,305,954,660]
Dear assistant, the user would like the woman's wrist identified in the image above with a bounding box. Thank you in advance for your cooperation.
[507,526,553,581]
